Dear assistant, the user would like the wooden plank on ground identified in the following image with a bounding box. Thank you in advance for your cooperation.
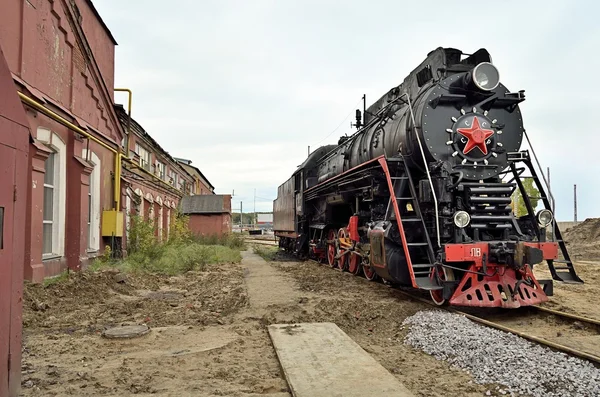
[268,322,414,397]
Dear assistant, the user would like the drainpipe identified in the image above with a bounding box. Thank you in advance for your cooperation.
[114,88,132,158]
[18,92,122,210]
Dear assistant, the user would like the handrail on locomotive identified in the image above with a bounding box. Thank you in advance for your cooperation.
[272,47,582,309]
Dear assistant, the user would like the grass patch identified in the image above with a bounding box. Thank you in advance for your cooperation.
[42,270,69,287]
[116,243,241,275]
[253,245,278,261]
[90,213,244,276]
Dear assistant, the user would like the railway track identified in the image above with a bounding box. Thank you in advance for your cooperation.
[302,258,600,365]
[244,238,279,247]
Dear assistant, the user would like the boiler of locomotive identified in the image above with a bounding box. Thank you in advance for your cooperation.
[316,62,526,182]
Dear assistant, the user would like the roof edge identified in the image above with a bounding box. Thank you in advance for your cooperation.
[85,0,118,45]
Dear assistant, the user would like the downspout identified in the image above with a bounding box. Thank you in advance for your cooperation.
[18,92,122,210]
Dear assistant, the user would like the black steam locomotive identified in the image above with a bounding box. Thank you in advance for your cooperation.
[273,47,582,308]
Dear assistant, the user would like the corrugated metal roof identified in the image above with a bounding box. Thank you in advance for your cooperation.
[180,195,230,214]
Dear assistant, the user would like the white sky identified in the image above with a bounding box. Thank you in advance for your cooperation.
[95,0,600,221]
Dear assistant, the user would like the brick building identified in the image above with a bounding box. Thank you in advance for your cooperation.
[175,157,215,195]
[115,105,196,245]
[0,0,125,282]
[180,195,233,237]
[0,42,30,397]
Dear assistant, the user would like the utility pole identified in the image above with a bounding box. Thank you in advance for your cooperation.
[253,188,256,228]
[240,201,243,228]
[308,146,310,156]
[574,184,577,223]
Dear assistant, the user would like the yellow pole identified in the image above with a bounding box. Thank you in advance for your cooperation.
[114,88,132,158]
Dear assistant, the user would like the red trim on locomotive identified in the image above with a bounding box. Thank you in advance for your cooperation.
[523,242,559,260]
[449,264,547,308]
[444,242,552,308]
[348,215,359,242]
[377,158,418,288]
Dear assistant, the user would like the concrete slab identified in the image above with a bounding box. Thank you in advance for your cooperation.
[268,322,414,397]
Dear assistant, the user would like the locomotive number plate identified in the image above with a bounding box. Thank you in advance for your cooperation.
[470,247,481,257]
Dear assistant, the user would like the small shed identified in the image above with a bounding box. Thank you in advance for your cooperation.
[179,194,232,237]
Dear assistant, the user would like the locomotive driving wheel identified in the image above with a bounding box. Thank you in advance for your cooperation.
[363,260,378,281]
[348,252,362,276]
[326,229,337,268]
[430,266,455,306]
[336,228,349,272]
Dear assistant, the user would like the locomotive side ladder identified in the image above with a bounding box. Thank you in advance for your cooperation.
[381,157,440,291]
[508,151,583,284]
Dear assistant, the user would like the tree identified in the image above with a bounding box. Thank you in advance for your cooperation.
[511,177,540,217]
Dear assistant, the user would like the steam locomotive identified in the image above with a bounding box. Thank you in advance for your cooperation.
[273,47,582,308]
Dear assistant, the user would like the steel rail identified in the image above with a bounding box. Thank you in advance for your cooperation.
[395,288,600,365]
[304,257,600,365]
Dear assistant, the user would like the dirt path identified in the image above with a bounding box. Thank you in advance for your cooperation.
[22,250,597,396]
[241,251,299,310]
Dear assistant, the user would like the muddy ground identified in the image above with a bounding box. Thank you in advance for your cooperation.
[19,249,600,397]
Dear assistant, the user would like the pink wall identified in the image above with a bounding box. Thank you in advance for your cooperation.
[0,0,121,143]
[75,0,116,101]
[188,214,232,237]
[0,42,29,397]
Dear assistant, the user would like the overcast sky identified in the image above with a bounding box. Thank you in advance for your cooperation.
[95,0,599,221]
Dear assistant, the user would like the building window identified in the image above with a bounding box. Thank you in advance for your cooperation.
[168,169,177,187]
[43,153,56,255]
[156,161,166,179]
[135,143,151,171]
[39,128,66,258]
[83,150,101,252]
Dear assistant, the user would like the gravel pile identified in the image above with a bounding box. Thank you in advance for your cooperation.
[402,310,600,397]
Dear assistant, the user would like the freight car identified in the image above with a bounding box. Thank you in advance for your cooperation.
[273,47,582,308]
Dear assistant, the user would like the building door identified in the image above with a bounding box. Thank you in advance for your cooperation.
[0,144,16,395]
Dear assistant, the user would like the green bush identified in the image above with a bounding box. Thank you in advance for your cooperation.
[90,211,244,275]
[120,243,241,275]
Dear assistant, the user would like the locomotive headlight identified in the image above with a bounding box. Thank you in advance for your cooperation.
[536,209,554,227]
[471,62,500,91]
[453,211,471,228]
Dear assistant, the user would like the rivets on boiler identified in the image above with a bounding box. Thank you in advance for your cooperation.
[452,151,459,157]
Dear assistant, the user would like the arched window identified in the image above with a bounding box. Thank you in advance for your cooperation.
[38,128,66,258]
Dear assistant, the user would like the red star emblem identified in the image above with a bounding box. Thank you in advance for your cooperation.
[456,116,495,155]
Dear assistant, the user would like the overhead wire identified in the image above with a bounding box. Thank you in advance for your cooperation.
[310,97,363,147]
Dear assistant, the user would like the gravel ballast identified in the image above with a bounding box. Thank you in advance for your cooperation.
[402,310,600,397]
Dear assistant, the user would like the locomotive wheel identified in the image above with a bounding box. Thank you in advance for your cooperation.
[363,263,378,281]
[348,252,362,276]
[430,267,455,306]
[327,229,337,268]
[336,228,348,272]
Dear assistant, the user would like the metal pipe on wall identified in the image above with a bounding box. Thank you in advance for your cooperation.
[114,88,132,158]
[18,92,122,210]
